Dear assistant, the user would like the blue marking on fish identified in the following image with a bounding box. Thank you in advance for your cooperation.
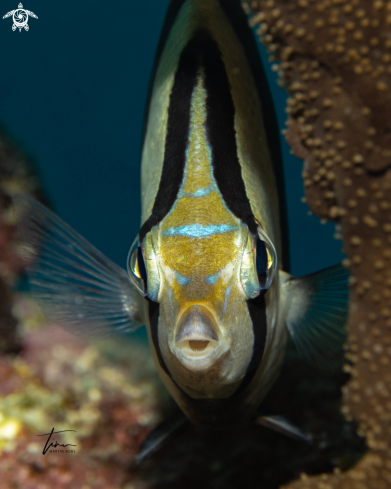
[192,186,212,197]
[177,185,215,198]
[162,224,238,238]
[176,271,190,286]
[206,140,212,165]
[206,272,220,285]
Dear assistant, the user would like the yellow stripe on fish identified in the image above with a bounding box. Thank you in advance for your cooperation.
[159,68,242,295]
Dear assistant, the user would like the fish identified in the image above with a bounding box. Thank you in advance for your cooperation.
[14,0,349,458]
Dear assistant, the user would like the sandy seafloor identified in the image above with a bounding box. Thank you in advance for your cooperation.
[0,1,365,488]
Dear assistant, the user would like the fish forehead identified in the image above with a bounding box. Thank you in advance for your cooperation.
[160,232,240,272]
[159,194,243,274]
[157,67,244,280]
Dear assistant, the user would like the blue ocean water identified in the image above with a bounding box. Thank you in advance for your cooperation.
[0,0,343,279]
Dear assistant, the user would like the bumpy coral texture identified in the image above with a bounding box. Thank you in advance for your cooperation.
[247,0,391,487]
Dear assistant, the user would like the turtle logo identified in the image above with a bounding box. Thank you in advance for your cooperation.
[3,3,38,32]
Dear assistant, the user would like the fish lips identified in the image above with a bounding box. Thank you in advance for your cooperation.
[170,304,230,372]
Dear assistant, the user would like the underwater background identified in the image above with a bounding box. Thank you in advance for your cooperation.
[0,0,343,287]
[0,2,374,488]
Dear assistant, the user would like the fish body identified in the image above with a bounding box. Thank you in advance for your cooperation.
[138,0,288,427]
[16,0,349,437]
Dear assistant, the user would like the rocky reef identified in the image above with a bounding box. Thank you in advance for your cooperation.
[0,295,165,489]
[246,0,391,487]
[0,127,45,354]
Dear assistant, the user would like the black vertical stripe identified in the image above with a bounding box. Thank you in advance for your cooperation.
[141,0,187,148]
[148,300,171,376]
[202,32,258,236]
[218,0,290,272]
[234,293,268,395]
[139,37,200,242]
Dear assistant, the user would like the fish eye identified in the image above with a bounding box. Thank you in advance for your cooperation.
[127,236,147,297]
[255,239,267,276]
[256,226,277,291]
[240,226,277,299]
[127,233,160,301]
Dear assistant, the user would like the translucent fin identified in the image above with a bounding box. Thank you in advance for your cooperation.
[255,415,311,443]
[13,194,144,337]
[135,411,188,463]
[284,264,349,368]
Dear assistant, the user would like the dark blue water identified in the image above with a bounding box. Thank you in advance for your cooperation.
[0,0,343,279]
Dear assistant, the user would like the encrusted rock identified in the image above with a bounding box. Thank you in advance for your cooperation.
[247,0,391,487]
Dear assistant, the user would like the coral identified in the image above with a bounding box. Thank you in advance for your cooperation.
[0,126,46,353]
[0,295,165,489]
[246,0,391,487]
[0,125,44,203]
[0,279,19,355]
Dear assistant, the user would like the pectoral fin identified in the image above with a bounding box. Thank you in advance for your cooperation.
[283,264,349,368]
[13,194,144,337]
[255,415,311,443]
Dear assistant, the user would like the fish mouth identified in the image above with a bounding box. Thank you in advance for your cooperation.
[172,304,229,371]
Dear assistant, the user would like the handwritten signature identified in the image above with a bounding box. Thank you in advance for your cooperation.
[36,428,77,455]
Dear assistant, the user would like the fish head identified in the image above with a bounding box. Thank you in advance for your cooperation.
[128,221,277,398]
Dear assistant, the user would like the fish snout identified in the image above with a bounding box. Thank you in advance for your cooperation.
[173,305,228,371]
